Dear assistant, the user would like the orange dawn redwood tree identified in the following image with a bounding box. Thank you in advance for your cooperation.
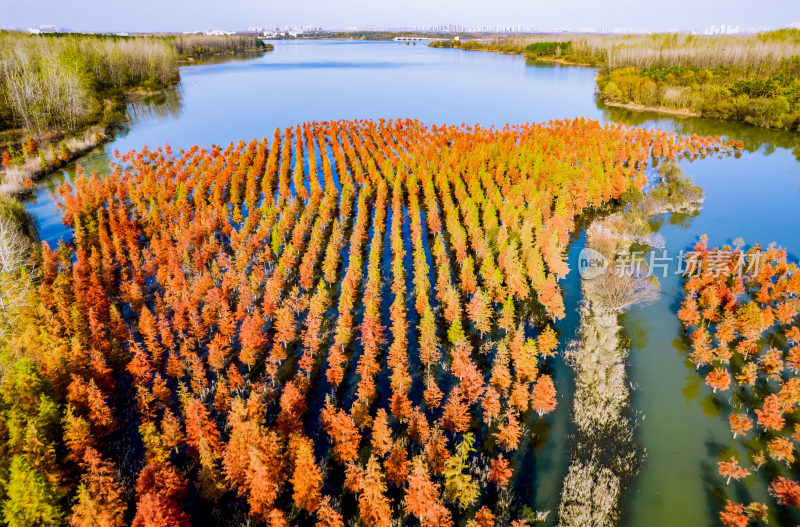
[531,374,557,417]
[770,476,800,506]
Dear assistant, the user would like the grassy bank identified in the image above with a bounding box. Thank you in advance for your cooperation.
[0,31,270,195]
[433,30,800,130]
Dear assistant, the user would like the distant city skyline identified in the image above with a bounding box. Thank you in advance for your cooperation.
[4,0,798,34]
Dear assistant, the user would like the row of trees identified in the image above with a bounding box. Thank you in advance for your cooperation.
[0,118,735,525]
[678,238,800,526]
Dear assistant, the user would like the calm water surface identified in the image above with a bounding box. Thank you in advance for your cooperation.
[25,40,800,527]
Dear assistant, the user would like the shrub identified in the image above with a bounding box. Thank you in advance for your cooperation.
[524,41,571,57]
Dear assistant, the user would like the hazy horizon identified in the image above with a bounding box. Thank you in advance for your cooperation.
[3,0,798,34]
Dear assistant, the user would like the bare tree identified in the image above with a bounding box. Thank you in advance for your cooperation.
[0,218,33,341]
[584,268,659,313]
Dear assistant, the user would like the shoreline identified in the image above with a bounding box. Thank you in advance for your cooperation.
[0,127,107,197]
[458,46,596,67]
[441,42,599,66]
[451,45,704,118]
[430,43,795,129]
[0,43,274,200]
[601,100,700,117]
[530,55,596,67]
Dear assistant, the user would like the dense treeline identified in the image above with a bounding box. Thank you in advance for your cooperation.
[441,39,573,58]
[677,239,800,526]
[0,118,735,526]
[428,40,457,49]
[435,30,800,130]
[168,34,269,57]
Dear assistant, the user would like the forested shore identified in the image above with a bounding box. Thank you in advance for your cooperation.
[431,30,800,131]
[0,32,271,196]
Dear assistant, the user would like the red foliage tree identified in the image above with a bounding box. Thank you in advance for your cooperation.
[70,447,127,527]
[488,455,512,488]
[719,501,749,527]
[358,456,391,527]
[718,456,750,485]
[441,388,470,433]
[770,476,800,506]
[385,442,409,487]
[705,367,731,393]
[316,496,345,527]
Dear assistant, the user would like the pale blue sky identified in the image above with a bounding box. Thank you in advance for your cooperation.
[3,0,797,33]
